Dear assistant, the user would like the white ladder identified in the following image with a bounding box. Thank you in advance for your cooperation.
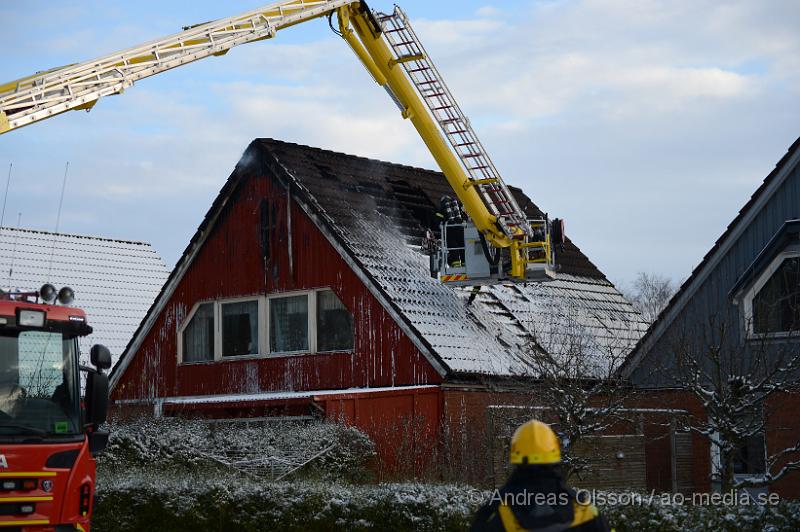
[377,6,533,240]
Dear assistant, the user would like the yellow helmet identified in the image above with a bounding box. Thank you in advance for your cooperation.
[509,420,561,464]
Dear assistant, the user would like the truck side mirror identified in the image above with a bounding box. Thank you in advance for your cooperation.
[88,431,110,455]
[90,344,112,372]
[85,371,109,429]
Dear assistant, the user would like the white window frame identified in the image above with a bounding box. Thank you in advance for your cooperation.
[315,289,355,354]
[219,296,265,359]
[177,300,218,364]
[742,250,800,339]
[177,288,353,365]
[267,289,317,356]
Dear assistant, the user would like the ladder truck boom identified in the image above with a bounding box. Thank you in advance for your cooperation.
[0,0,559,284]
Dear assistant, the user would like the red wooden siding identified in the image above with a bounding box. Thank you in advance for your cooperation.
[322,387,442,478]
[112,170,442,402]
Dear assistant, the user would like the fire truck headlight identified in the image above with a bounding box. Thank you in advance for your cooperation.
[19,504,35,514]
[57,286,75,306]
[18,309,45,327]
[40,283,57,303]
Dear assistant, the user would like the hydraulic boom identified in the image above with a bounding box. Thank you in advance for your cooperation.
[0,0,559,284]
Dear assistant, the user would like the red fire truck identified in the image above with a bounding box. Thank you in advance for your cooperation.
[0,284,109,531]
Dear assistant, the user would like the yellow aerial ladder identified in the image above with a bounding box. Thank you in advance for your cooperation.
[0,0,561,285]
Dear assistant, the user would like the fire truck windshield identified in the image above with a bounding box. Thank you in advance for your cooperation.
[0,330,81,439]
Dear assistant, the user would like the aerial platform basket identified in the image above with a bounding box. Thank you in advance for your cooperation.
[431,218,558,287]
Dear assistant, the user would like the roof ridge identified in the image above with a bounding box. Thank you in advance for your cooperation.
[0,226,153,247]
[256,138,442,177]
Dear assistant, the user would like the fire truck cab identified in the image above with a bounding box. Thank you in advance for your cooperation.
[0,284,110,531]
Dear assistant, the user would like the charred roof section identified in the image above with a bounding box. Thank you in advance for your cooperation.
[248,139,643,377]
[113,138,645,383]
[255,138,604,279]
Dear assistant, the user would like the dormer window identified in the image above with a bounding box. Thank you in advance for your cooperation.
[752,255,800,334]
[181,302,215,362]
[742,251,800,337]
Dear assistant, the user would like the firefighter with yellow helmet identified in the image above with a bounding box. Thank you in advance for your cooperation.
[471,420,611,531]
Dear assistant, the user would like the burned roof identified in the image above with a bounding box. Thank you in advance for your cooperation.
[0,227,169,368]
[249,139,646,377]
[112,138,645,383]
[257,139,604,280]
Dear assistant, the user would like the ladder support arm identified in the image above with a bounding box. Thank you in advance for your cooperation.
[0,0,357,134]
[0,0,547,282]
[341,4,510,249]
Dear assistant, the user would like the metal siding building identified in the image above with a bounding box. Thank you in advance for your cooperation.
[626,137,800,382]
[624,137,800,497]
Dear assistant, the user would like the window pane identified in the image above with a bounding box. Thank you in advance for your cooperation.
[753,257,800,334]
[270,295,308,352]
[0,333,81,435]
[733,433,766,475]
[222,301,259,357]
[317,291,354,352]
[183,303,214,362]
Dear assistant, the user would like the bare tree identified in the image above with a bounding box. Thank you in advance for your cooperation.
[517,303,642,480]
[625,272,675,324]
[669,315,800,492]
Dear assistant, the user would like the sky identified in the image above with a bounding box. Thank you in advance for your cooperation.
[1,0,799,290]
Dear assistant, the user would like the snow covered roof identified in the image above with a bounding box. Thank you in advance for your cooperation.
[0,227,169,367]
[250,139,646,377]
[112,138,645,383]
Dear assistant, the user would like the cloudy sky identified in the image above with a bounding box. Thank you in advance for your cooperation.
[1,0,798,289]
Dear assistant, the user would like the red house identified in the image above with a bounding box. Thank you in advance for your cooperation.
[110,139,645,482]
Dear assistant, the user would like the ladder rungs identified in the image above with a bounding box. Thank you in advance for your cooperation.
[466,178,499,187]
[390,53,425,66]
[379,7,531,242]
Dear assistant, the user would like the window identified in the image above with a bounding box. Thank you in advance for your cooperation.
[222,301,259,357]
[270,295,309,353]
[734,433,766,476]
[317,290,354,352]
[752,256,800,334]
[178,289,354,363]
[182,303,214,362]
[0,332,81,435]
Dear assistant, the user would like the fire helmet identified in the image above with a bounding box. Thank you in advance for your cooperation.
[509,419,561,465]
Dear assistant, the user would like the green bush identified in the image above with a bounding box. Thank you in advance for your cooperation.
[93,473,800,532]
[94,419,800,531]
[94,475,482,532]
[601,497,800,532]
